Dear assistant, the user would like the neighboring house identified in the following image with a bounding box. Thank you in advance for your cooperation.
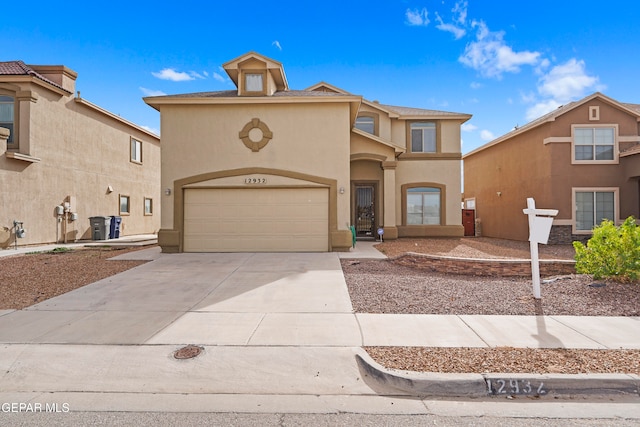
[0,61,161,248]
[463,92,640,244]
[145,52,470,253]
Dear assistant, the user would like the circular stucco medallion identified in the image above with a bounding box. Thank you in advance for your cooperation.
[238,118,273,152]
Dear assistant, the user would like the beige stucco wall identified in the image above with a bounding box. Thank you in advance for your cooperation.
[0,81,160,247]
[159,101,352,235]
[395,159,462,226]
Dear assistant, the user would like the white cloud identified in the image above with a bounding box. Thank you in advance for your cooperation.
[140,125,160,135]
[212,72,226,83]
[470,81,482,89]
[452,0,468,25]
[522,58,604,121]
[203,71,209,77]
[435,12,466,39]
[152,68,194,82]
[189,71,207,80]
[272,40,282,50]
[461,123,478,132]
[459,21,541,78]
[525,99,563,121]
[537,58,602,102]
[139,87,166,97]
[480,129,495,141]
[406,8,430,26]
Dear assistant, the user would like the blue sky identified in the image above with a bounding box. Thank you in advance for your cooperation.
[3,0,639,153]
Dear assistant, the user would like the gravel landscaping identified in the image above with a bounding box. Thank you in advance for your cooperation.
[1,238,638,375]
[344,237,640,375]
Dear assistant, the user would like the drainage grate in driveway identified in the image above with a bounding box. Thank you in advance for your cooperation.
[174,345,204,360]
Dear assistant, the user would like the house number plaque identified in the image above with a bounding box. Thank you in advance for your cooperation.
[244,177,267,184]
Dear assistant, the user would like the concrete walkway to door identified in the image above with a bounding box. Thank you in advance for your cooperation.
[0,247,638,415]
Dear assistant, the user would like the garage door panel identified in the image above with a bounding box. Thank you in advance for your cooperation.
[183,188,329,252]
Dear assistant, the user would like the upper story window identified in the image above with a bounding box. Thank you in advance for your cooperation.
[355,116,375,134]
[573,126,615,162]
[245,73,264,92]
[0,95,15,145]
[410,122,436,153]
[130,138,142,163]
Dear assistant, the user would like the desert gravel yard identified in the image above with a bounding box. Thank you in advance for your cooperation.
[344,237,640,375]
[1,238,638,375]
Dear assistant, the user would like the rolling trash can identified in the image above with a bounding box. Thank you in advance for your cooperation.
[89,216,111,240]
[109,215,122,239]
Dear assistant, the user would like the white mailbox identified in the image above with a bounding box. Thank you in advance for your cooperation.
[522,198,558,299]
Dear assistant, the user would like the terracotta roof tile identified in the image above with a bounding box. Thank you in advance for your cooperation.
[0,60,65,91]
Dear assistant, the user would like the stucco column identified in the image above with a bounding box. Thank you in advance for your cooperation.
[16,90,38,156]
[0,127,9,155]
[382,160,398,239]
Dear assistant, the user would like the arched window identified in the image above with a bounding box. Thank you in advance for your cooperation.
[0,95,15,145]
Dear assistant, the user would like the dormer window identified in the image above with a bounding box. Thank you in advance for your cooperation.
[241,70,267,95]
[245,73,263,92]
[355,116,375,134]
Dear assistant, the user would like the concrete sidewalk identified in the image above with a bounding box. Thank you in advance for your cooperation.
[0,246,638,415]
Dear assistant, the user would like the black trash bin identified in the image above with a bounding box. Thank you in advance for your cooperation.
[109,216,122,239]
[89,216,111,240]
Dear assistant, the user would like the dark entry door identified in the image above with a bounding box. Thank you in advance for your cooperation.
[355,185,375,238]
[462,209,475,236]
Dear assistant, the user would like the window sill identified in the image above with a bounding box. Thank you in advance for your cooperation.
[399,152,462,160]
[5,152,41,163]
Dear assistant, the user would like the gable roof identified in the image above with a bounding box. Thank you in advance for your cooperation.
[464,92,640,158]
[0,61,70,93]
[222,51,288,92]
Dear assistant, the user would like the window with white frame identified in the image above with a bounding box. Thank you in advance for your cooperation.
[130,138,142,163]
[410,122,436,153]
[574,127,615,161]
[0,95,15,145]
[575,190,615,231]
[407,187,441,225]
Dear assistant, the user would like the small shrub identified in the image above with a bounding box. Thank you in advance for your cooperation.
[573,217,640,282]
[50,247,72,254]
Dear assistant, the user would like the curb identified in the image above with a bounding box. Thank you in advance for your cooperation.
[355,351,640,398]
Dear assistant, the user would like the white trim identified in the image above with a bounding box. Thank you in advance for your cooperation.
[589,105,599,121]
[571,187,619,234]
[618,135,640,143]
[543,136,571,145]
[570,124,619,165]
[463,198,476,210]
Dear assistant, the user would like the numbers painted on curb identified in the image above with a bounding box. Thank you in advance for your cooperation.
[486,379,546,396]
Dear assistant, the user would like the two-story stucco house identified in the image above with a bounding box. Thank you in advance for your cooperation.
[145,52,471,253]
[0,61,161,248]
[464,92,640,244]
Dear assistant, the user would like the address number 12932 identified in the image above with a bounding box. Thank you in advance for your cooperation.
[244,178,267,184]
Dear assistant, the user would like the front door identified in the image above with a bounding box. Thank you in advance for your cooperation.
[462,209,475,236]
[354,184,376,238]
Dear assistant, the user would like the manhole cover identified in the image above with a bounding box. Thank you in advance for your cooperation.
[174,345,203,360]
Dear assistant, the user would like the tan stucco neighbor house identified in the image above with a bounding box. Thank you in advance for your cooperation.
[145,52,470,253]
[464,92,640,244]
[0,61,161,248]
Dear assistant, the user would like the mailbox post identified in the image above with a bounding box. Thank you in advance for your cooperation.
[522,198,558,299]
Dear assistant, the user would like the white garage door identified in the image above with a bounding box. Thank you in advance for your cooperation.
[183,188,329,252]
